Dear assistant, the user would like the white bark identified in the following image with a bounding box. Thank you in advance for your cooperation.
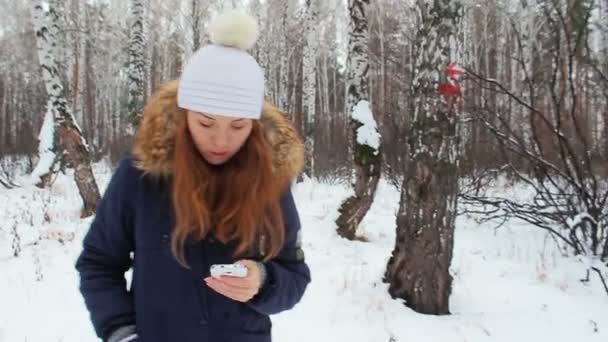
[29,0,79,184]
[250,0,270,98]
[345,0,370,116]
[335,0,381,240]
[30,0,96,199]
[322,50,330,115]
[302,0,318,125]
[127,0,146,129]
[278,1,290,112]
[302,0,319,176]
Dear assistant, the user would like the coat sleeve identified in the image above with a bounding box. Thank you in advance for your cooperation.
[247,188,311,315]
[75,158,137,341]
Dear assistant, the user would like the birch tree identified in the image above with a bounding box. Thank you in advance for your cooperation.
[384,0,463,314]
[127,0,146,129]
[335,0,382,240]
[278,1,290,112]
[189,0,205,52]
[30,0,100,217]
[302,0,319,177]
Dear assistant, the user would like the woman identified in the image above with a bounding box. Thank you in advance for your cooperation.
[75,10,310,342]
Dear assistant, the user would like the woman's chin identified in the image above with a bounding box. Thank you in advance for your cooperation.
[203,154,231,165]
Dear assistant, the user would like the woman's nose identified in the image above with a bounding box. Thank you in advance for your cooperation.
[211,132,230,149]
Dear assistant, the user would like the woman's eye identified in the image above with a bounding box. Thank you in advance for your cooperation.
[200,122,212,128]
[232,125,245,130]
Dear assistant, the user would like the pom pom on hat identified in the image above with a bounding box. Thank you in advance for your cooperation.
[177,9,264,119]
[208,9,259,51]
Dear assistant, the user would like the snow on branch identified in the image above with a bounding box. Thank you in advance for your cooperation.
[351,100,381,154]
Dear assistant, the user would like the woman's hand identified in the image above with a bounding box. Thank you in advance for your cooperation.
[204,260,262,302]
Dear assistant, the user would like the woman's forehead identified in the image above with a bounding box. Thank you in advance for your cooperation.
[190,111,248,122]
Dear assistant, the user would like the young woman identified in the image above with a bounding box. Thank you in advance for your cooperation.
[75,10,310,342]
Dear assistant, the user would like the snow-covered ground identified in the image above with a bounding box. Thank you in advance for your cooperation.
[1,163,607,342]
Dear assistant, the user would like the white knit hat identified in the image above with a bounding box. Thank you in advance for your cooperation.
[177,10,264,119]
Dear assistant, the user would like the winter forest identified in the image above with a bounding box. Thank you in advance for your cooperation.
[1,0,608,341]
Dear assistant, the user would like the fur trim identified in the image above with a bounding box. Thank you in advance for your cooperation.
[132,80,304,186]
[208,9,258,50]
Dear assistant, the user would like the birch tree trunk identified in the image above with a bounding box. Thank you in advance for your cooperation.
[302,0,319,177]
[31,0,100,217]
[335,0,382,240]
[384,0,462,315]
[127,0,146,130]
[278,1,290,112]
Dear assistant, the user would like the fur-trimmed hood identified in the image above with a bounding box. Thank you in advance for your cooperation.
[132,80,304,185]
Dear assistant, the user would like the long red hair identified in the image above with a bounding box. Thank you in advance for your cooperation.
[170,112,285,267]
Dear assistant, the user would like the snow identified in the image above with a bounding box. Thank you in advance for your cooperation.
[567,212,596,229]
[1,165,608,341]
[86,0,110,5]
[26,101,56,186]
[351,100,381,154]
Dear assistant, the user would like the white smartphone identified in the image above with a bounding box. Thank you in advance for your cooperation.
[210,264,248,278]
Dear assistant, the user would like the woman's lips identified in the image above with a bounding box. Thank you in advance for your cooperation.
[210,151,228,157]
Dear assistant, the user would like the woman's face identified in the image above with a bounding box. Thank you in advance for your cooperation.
[186,111,254,165]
